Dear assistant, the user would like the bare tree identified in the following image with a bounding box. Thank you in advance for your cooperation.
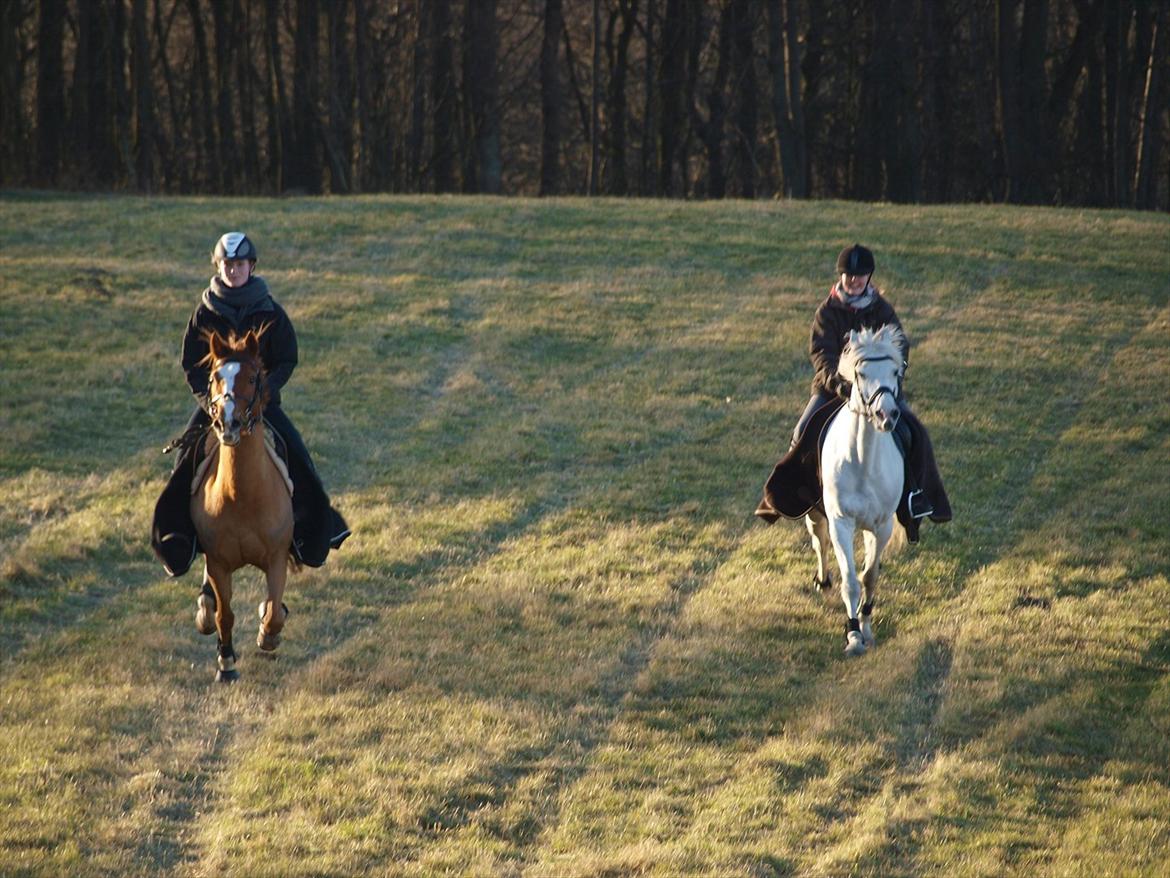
[35,0,65,184]
[540,0,564,195]
[766,0,806,197]
[466,0,502,193]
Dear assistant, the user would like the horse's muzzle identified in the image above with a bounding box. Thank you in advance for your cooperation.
[873,408,900,433]
[218,425,242,446]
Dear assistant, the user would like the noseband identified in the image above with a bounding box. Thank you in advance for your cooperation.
[208,359,265,436]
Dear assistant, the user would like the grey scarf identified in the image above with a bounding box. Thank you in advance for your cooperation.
[833,281,876,311]
[202,275,273,329]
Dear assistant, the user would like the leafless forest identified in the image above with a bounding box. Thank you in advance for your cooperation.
[2,0,1166,208]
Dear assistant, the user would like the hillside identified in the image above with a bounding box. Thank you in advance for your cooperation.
[1,193,1168,876]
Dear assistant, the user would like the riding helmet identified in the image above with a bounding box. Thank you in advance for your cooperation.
[836,243,875,276]
[212,232,258,264]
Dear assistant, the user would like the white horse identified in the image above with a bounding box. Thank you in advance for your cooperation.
[806,325,906,656]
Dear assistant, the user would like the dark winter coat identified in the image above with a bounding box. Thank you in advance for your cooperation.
[809,286,906,399]
[180,275,298,409]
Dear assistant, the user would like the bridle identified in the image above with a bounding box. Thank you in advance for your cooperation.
[208,358,265,437]
[848,354,903,425]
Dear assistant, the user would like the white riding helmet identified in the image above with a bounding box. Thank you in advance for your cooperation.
[212,232,257,264]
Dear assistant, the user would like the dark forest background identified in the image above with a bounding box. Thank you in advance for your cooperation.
[2,0,1167,209]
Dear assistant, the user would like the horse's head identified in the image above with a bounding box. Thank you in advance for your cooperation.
[202,330,269,447]
[839,326,906,433]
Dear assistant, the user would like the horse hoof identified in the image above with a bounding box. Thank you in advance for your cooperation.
[195,591,217,636]
[215,668,240,684]
[257,630,281,651]
[813,575,832,592]
[844,632,868,657]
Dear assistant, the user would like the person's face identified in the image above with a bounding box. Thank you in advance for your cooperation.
[218,258,254,288]
[840,272,870,295]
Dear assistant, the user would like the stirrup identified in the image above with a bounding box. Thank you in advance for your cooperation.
[907,489,933,520]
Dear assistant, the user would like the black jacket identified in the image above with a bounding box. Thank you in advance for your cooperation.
[809,287,906,398]
[180,279,298,408]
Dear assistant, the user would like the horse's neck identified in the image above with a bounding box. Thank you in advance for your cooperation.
[213,429,269,498]
[841,409,889,465]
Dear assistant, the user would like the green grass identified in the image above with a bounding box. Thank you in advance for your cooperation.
[1,192,1168,876]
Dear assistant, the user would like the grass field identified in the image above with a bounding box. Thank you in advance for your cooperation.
[1,192,1168,877]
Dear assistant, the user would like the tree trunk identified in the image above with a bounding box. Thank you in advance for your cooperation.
[589,0,602,195]
[996,0,1025,201]
[290,0,322,193]
[264,0,291,192]
[657,0,686,195]
[640,0,656,195]
[409,1,428,190]
[431,0,455,192]
[35,0,66,184]
[131,0,156,191]
[1106,1,1136,206]
[353,0,375,191]
[730,0,758,198]
[697,1,732,199]
[1017,0,1050,203]
[466,0,502,193]
[186,0,217,188]
[1131,3,1164,208]
[920,0,954,202]
[211,0,238,189]
[326,0,354,193]
[767,0,804,197]
[235,0,262,189]
[0,0,28,183]
[604,0,637,195]
[540,0,564,195]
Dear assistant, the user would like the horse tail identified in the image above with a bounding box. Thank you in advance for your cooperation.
[886,520,910,556]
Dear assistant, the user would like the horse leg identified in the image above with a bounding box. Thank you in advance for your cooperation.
[194,563,217,636]
[256,559,289,652]
[858,520,892,648]
[206,564,239,683]
[804,509,833,591]
[829,516,867,656]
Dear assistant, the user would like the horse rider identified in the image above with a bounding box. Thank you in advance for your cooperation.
[151,231,350,577]
[791,243,951,536]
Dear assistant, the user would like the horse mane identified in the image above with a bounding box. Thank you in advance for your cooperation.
[838,325,906,379]
[195,324,270,370]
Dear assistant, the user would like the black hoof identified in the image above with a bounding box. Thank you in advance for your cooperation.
[215,668,240,684]
[813,574,832,592]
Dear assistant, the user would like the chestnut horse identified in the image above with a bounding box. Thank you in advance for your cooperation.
[192,330,295,682]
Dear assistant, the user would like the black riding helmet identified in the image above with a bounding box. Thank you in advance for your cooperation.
[211,232,258,264]
[836,243,875,277]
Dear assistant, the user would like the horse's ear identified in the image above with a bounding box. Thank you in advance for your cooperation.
[243,330,260,357]
[208,332,229,361]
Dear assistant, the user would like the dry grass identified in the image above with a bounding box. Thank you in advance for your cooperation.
[1,192,1168,876]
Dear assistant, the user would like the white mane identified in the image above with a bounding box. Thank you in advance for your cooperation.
[838,325,906,380]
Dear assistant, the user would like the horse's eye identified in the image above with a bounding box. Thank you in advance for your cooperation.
[250,376,257,385]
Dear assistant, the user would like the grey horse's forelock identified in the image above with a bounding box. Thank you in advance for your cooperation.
[839,325,906,378]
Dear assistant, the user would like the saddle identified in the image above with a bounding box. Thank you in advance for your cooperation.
[754,400,930,541]
[754,399,845,523]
